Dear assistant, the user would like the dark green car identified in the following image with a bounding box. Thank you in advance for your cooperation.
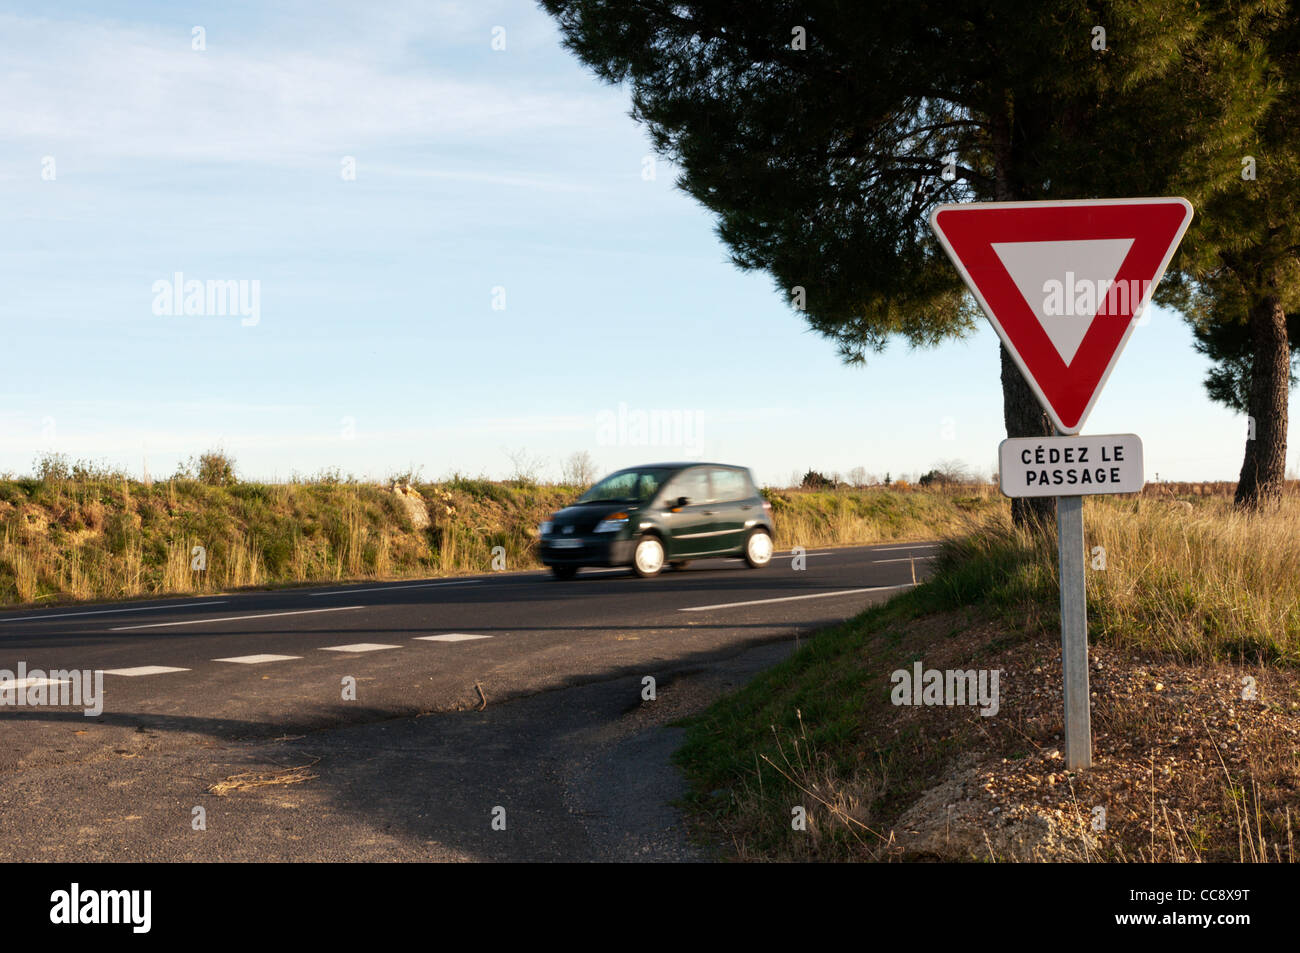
[538,463,775,579]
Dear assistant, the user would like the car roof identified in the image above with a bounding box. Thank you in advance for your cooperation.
[624,462,747,470]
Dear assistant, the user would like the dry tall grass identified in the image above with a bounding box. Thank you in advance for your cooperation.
[0,476,580,606]
[767,485,997,549]
[940,496,1300,663]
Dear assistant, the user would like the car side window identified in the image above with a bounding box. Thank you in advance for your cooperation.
[662,468,709,505]
[636,471,665,502]
[709,467,748,502]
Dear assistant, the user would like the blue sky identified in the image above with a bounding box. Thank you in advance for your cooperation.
[1,0,1293,487]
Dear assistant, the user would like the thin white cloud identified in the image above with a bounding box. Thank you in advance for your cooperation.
[0,12,613,165]
[368,164,605,194]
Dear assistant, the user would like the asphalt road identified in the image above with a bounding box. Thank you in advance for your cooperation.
[0,541,939,861]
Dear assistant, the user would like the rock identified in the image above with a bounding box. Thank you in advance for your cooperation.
[390,483,430,529]
[893,754,1100,862]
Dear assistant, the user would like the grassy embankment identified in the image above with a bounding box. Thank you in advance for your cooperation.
[0,475,993,607]
[675,490,1300,862]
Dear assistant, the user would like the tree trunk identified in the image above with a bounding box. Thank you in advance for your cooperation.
[1235,291,1289,509]
[1001,344,1056,526]
[991,99,1056,529]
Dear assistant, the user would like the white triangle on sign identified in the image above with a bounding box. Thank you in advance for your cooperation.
[991,238,1134,365]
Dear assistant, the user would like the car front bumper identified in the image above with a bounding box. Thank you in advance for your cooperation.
[539,534,635,567]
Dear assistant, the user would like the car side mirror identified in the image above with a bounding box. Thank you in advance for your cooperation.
[676,496,690,508]
[668,496,690,512]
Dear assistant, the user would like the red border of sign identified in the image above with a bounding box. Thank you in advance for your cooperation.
[930,198,1192,434]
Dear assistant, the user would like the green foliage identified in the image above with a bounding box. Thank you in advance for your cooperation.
[1156,5,1300,503]
[174,449,237,486]
[103,511,136,555]
[195,450,237,487]
[34,453,71,483]
[229,483,272,504]
[541,0,1267,365]
[1187,306,1300,411]
[800,469,834,489]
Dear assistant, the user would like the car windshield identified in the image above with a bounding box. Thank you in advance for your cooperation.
[576,468,673,505]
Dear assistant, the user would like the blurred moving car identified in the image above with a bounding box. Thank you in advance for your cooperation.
[538,462,774,579]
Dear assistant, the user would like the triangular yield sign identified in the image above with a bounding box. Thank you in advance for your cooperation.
[930,198,1192,434]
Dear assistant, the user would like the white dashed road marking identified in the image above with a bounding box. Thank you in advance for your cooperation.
[869,543,942,552]
[679,584,915,612]
[414,633,493,642]
[310,580,482,596]
[873,556,938,563]
[320,643,400,653]
[102,666,191,677]
[1,677,71,690]
[0,600,228,625]
[110,605,366,631]
[213,654,302,664]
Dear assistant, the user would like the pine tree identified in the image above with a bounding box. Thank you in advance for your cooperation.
[541,1,1271,523]
[1167,4,1300,508]
[1186,309,1299,415]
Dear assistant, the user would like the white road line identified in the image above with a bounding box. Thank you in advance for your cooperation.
[320,643,400,653]
[414,633,493,642]
[679,584,915,612]
[869,543,942,552]
[873,556,938,563]
[1,677,71,690]
[110,605,366,631]
[0,599,228,624]
[213,654,302,664]
[102,666,191,677]
[773,551,833,557]
[309,580,482,596]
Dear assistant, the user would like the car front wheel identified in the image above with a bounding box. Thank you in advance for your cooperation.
[632,535,665,577]
[550,565,578,580]
[743,528,773,568]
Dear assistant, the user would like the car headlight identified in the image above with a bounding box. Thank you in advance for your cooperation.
[593,512,629,533]
[539,521,553,535]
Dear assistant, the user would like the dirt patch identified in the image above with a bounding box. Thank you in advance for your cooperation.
[882,619,1300,861]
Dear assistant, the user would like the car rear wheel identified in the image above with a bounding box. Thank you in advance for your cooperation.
[743,528,773,568]
[550,565,578,580]
[632,535,665,577]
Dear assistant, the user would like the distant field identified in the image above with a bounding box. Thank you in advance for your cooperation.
[0,476,994,608]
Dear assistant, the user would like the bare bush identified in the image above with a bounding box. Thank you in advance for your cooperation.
[504,448,547,487]
[561,450,599,486]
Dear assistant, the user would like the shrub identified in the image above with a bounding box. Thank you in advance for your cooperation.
[189,449,237,486]
[34,452,72,483]
[801,469,834,489]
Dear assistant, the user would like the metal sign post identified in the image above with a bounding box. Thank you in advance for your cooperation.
[1056,493,1091,769]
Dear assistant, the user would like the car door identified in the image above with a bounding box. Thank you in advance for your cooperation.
[658,467,716,557]
[706,466,753,553]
